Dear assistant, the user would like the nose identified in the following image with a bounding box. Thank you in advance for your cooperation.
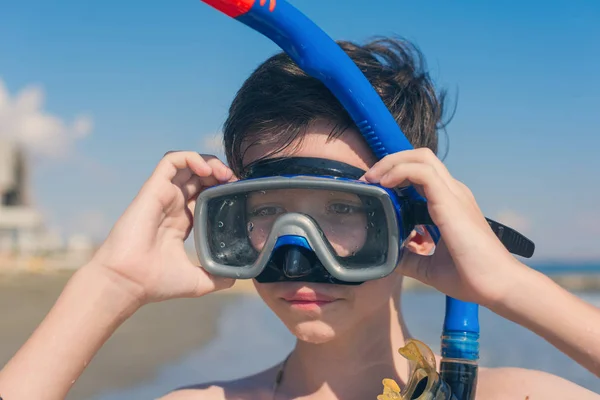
[282,246,316,278]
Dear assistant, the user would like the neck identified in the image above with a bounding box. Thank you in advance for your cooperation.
[277,295,412,400]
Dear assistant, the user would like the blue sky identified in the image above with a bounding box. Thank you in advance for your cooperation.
[0,0,598,262]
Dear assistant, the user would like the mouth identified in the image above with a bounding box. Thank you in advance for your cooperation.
[280,287,339,309]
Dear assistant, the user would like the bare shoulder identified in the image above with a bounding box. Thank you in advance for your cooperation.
[157,383,225,400]
[477,367,600,399]
[157,364,280,400]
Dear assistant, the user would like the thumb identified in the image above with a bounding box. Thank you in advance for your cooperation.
[400,250,435,287]
[189,264,236,297]
[401,239,454,290]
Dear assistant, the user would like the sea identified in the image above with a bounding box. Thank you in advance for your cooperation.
[94,289,600,398]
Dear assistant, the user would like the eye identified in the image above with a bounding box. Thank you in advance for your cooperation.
[328,203,362,215]
[249,206,284,217]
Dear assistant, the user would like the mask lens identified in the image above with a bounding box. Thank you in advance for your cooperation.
[204,187,390,268]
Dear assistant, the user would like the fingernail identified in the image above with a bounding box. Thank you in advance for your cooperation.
[363,172,379,183]
[219,167,233,180]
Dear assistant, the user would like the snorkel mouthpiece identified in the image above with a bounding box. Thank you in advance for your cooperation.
[378,339,454,400]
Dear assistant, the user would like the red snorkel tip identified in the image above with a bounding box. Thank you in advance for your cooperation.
[201,0,255,18]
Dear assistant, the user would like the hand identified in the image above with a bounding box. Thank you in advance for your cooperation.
[363,148,526,307]
[90,151,236,305]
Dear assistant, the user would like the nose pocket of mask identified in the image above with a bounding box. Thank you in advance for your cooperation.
[256,236,364,285]
[281,245,315,278]
[271,236,320,278]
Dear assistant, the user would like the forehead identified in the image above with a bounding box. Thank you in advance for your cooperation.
[242,120,378,171]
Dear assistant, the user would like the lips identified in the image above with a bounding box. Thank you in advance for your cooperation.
[281,288,338,308]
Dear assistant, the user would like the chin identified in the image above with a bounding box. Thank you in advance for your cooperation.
[275,309,359,344]
[287,319,339,344]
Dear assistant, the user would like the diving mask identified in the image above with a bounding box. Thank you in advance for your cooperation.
[194,157,413,283]
[193,157,534,284]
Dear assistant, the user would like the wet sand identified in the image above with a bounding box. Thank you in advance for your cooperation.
[0,270,257,400]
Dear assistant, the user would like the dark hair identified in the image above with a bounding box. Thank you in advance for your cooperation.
[222,37,452,177]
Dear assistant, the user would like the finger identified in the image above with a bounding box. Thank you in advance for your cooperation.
[154,152,232,193]
[183,175,221,233]
[171,167,194,188]
[400,240,450,287]
[227,174,239,184]
[378,162,455,205]
[201,155,234,183]
[182,174,220,199]
[151,151,211,183]
[168,253,236,299]
[363,148,446,182]
[187,197,197,220]
[364,149,467,199]
[153,151,231,181]
[400,250,433,286]
[365,150,485,225]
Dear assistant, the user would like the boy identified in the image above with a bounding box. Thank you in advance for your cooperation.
[1,38,599,400]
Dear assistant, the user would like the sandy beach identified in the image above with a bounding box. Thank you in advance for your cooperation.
[0,270,257,400]
[3,268,600,399]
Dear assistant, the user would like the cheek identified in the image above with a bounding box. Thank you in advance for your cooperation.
[252,280,278,306]
[248,219,272,250]
[323,217,368,257]
[351,275,399,312]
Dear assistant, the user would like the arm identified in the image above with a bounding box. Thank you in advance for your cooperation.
[0,265,141,400]
[491,264,600,377]
[363,148,600,378]
[478,367,600,399]
[0,151,235,400]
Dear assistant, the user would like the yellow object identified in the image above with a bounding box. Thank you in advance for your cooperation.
[378,378,403,400]
[377,339,453,400]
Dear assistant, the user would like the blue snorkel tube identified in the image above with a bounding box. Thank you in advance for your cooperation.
[201,0,479,398]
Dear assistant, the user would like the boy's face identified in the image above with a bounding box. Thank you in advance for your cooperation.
[242,120,432,343]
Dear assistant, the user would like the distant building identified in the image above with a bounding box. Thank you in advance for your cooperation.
[0,139,29,206]
[0,140,83,257]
